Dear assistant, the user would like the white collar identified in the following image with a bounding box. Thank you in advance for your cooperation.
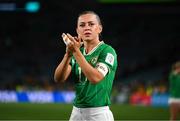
[83,41,104,55]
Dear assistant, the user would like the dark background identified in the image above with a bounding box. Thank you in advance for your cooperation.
[0,0,179,90]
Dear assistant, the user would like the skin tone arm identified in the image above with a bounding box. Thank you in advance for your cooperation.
[54,43,73,83]
[67,34,104,84]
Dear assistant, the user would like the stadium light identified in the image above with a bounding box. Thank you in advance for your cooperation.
[25,1,40,13]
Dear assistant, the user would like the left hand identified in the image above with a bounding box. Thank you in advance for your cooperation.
[66,33,81,52]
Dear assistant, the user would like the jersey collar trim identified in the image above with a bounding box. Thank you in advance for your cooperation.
[83,41,104,55]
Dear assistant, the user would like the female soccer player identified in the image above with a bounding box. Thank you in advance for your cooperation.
[54,11,117,121]
[169,61,180,121]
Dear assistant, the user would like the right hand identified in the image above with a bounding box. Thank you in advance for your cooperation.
[61,33,73,56]
[66,33,81,52]
[61,33,81,56]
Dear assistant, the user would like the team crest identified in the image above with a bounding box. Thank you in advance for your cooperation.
[90,56,98,65]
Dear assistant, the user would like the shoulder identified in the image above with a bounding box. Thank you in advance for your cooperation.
[101,43,117,56]
[99,42,117,67]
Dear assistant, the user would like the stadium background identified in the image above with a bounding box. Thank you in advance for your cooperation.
[0,0,180,120]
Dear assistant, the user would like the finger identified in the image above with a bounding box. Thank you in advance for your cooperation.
[66,33,74,42]
[61,33,65,38]
[78,35,81,40]
[62,33,72,46]
[67,33,78,46]
[74,36,80,43]
[67,42,73,47]
[62,33,68,42]
[78,34,82,41]
[78,36,83,45]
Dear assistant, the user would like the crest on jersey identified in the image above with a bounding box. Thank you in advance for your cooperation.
[105,53,114,66]
[90,56,98,65]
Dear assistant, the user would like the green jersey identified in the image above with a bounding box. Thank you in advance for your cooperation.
[70,41,117,108]
[169,72,180,98]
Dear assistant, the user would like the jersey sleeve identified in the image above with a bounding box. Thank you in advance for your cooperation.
[96,46,117,76]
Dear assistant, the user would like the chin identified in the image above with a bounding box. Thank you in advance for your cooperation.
[84,39,92,42]
[83,37,93,41]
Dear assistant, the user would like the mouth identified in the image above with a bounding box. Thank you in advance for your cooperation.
[84,32,92,36]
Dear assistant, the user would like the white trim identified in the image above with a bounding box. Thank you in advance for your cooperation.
[83,41,104,55]
[96,62,108,77]
[168,98,180,104]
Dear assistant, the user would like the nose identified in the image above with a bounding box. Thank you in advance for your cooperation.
[83,24,91,31]
[84,24,90,29]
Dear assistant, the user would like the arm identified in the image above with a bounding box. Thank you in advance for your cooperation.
[73,50,104,84]
[54,53,72,83]
[54,33,74,83]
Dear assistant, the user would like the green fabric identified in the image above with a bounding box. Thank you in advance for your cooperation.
[169,72,180,98]
[70,42,117,107]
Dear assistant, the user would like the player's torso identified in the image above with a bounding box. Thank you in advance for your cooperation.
[71,42,116,107]
[170,73,180,97]
[73,42,108,84]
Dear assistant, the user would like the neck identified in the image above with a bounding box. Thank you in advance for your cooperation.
[84,39,100,54]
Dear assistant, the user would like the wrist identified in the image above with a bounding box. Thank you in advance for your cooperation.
[65,52,72,58]
[72,47,80,53]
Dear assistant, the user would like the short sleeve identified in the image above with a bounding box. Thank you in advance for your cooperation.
[97,46,117,72]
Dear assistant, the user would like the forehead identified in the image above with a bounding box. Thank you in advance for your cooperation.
[78,14,98,23]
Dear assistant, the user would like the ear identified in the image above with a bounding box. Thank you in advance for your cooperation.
[98,25,102,34]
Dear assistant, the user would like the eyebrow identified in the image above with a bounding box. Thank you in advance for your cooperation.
[79,21,94,24]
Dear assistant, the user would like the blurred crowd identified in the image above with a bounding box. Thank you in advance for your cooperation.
[0,1,180,104]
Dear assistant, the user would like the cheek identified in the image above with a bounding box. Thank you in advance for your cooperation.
[77,29,83,35]
[94,27,101,34]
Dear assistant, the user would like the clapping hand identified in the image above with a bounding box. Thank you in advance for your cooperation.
[62,33,81,55]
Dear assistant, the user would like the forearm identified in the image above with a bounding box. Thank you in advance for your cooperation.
[73,50,103,84]
[54,53,72,83]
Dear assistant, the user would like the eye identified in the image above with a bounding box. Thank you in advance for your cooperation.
[89,23,94,27]
[79,23,85,27]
